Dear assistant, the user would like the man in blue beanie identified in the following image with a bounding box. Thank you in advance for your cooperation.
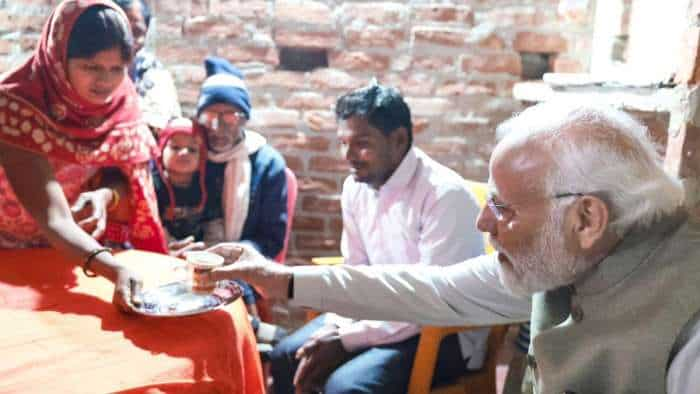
[198,56,289,342]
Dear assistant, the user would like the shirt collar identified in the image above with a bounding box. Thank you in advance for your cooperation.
[574,211,688,296]
[379,147,418,192]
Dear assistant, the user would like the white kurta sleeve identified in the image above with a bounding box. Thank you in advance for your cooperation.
[291,254,532,326]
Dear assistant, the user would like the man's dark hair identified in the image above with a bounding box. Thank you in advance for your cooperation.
[335,83,413,147]
[112,0,152,27]
[66,5,133,60]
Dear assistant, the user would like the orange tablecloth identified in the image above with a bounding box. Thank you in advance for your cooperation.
[0,248,264,394]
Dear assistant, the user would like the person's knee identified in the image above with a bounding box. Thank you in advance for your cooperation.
[324,366,368,394]
[270,334,300,371]
[324,377,356,394]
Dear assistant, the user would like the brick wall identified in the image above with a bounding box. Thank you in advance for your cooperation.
[0,0,596,261]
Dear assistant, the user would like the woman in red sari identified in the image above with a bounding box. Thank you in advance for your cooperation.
[0,0,167,310]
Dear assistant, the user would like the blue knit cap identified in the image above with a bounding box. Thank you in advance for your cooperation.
[197,56,251,119]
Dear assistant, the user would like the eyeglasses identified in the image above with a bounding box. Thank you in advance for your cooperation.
[486,192,585,222]
[197,110,246,131]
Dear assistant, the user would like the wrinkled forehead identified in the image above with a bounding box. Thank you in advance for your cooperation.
[488,138,551,199]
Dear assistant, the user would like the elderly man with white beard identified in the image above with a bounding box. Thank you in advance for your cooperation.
[206,102,700,394]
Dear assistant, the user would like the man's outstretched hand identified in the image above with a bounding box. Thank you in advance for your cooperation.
[206,242,294,300]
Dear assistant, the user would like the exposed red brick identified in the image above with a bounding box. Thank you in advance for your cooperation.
[445,116,492,135]
[13,0,49,4]
[461,52,522,76]
[298,176,339,193]
[309,69,364,92]
[436,82,496,97]
[155,20,183,39]
[270,133,331,152]
[404,97,453,117]
[0,10,47,33]
[411,55,456,71]
[329,51,391,73]
[339,3,408,25]
[293,216,325,232]
[275,1,333,28]
[420,139,471,156]
[190,0,208,16]
[480,7,549,27]
[19,34,39,51]
[214,1,271,21]
[281,92,335,110]
[247,71,306,90]
[296,233,341,250]
[557,0,590,24]
[154,0,188,17]
[412,5,474,24]
[665,123,700,178]
[329,217,343,233]
[381,73,435,97]
[247,108,299,129]
[627,110,669,155]
[177,84,201,107]
[283,155,305,173]
[183,16,245,39]
[217,45,279,66]
[274,29,340,50]
[303,110,338,133]
[344,27,407,48]
[473,33,506,50]
[412,27,469,47]
[168,65,207,85]
[514,31,568,53]
[301,195,342,214]
[550,55,585,73]
[413,117,430,134]
[0,40,12,55]
[159,43,211,65]
[675,6,700,84]
[309,156,349,173]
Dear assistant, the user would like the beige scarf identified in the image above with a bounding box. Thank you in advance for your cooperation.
[206,130,266,242]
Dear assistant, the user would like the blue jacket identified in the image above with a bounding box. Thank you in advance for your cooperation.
[202,144,288,259]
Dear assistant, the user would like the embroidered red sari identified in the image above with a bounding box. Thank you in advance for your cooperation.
[0,0,167,252]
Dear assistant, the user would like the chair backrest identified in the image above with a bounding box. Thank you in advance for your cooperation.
[465,180,494,255]
[274,167,298,263]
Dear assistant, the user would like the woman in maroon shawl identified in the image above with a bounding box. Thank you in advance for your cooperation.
[0,0,167,310]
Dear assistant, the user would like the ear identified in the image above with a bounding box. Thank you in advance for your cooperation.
[570,195,609,250]
[389,127,409,154]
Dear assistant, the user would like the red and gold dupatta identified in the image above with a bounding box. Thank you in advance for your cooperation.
[0,0,167,252]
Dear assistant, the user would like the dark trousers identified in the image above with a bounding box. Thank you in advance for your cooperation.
[269,314,466,394]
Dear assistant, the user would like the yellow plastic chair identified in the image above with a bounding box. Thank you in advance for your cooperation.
[408,325,510,394]
[407,180,508,394]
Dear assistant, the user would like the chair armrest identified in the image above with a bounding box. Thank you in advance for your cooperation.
[408,325,482,394]
[310,256,344,265]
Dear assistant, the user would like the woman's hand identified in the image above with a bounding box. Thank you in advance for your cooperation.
[71,187,113,239]
[111,265,144,313]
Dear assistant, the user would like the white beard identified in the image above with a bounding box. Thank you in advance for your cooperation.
[495,202,596,296]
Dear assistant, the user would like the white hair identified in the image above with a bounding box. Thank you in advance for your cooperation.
[496,101,685,236]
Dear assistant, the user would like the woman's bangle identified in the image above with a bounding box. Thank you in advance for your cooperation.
[83,247,113,278]
[107,189,120,213]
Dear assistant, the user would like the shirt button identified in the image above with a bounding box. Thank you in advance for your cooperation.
[571,306,584,322]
